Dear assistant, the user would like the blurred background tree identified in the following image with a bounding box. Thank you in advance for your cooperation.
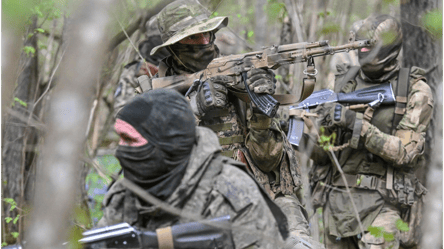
[1,0,442,247]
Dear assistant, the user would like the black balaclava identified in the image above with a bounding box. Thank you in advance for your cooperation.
[167,32,219,74]
[356,15,402,81]
[115,89,196,200]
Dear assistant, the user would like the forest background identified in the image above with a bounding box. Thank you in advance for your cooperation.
[1,0,442,248]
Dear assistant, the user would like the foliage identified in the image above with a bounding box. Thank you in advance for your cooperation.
[23,46,36,57]
[422,9,443,39]
[85,155,122,225]
[318,127,337,151]
[367,226,395,242]
[396,219,409,232]
[2,198,24,246]
[318,24,341,36]
[12,97,28,108]
[265,0,286,23]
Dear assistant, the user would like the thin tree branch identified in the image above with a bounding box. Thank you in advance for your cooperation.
[107,0,174,51]
[327,149,366,240]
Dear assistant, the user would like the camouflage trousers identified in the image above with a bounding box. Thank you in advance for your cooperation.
[323,202,402,249]
[274,195,314,248]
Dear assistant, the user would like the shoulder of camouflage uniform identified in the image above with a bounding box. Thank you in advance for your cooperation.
[409,66,434,105]
[102,179,127,207]
[216,162,260,211]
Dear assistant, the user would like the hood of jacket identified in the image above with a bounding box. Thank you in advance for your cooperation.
[166,126,222,207]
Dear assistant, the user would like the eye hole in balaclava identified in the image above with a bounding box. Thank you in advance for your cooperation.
[356,15,402,80]
[114,89,196,200]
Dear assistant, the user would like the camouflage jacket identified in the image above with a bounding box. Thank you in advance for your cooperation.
[311,65,433,237]
[157,57,303,200]
[114,60,158,114]
[98,127,287,248]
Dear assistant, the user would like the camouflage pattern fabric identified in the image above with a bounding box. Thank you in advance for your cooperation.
[310,64,433,248]
[114,61,157,114]
[151,0,228,56]
[99,127,285,248]
[158,52,312,244]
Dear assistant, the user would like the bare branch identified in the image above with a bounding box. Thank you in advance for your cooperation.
[107,0,174,51]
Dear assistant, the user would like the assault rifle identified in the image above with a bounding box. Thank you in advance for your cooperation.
[140,39,374,118]
[287,82,396,146]
[3,216,233,249]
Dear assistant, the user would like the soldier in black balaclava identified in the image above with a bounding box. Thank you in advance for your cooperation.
[99,89,291,249]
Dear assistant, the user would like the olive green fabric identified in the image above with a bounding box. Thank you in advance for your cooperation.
[99,127,285,249]
[327,189,384,237]
[151,0,228,55]
[323,203,401,249]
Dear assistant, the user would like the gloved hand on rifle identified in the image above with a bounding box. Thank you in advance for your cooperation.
[194,75,229,115]
[315,103,356,130]
[233,68,276,94]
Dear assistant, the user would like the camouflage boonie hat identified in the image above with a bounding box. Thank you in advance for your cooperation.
[150,0,228,56]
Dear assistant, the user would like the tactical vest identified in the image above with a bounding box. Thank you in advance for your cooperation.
[329,67,428,208]
[333,67,405,177]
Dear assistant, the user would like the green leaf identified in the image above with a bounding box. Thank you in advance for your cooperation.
[319,24,341,36]
[13,215,20,225]
[422,9,443,39]
[383,232,395,242]
[2,242,8,247]
[4,198,17,211]
[367,226,384,238]
[23,46,36,57]
[247,31,254,38]
[35,28,45,33]
[5,217,13,223]
[396,219,410,232]
[357,175,364,186]
[275,74,283,81]
[14,97,28,107]
[11,232,19,239]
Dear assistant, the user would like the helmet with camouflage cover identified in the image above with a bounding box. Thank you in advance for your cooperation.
[150,0,228,56]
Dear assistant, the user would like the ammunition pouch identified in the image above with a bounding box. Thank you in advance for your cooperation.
[309,163,332,209]
[383,171,427,209]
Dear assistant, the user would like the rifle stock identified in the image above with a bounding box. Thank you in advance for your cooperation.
[150,39,374,117]
[288,83,396,146]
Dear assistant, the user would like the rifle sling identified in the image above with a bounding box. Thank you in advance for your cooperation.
[392,67,410,133]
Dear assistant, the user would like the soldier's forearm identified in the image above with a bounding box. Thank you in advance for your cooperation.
[361,121,425,166]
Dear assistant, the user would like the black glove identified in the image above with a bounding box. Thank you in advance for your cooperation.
[315,103,356,130]
[246,68,276,94]
[196,75,229,115]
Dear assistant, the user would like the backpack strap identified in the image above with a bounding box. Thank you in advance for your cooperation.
[387,67,411,192]
[392,67,411,133]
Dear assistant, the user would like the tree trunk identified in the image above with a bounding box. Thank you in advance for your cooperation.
[401,0,442,184]
[401,0,443,247]
[25,0,115,247]
[254,0,267,50]
[1,16,39,244]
